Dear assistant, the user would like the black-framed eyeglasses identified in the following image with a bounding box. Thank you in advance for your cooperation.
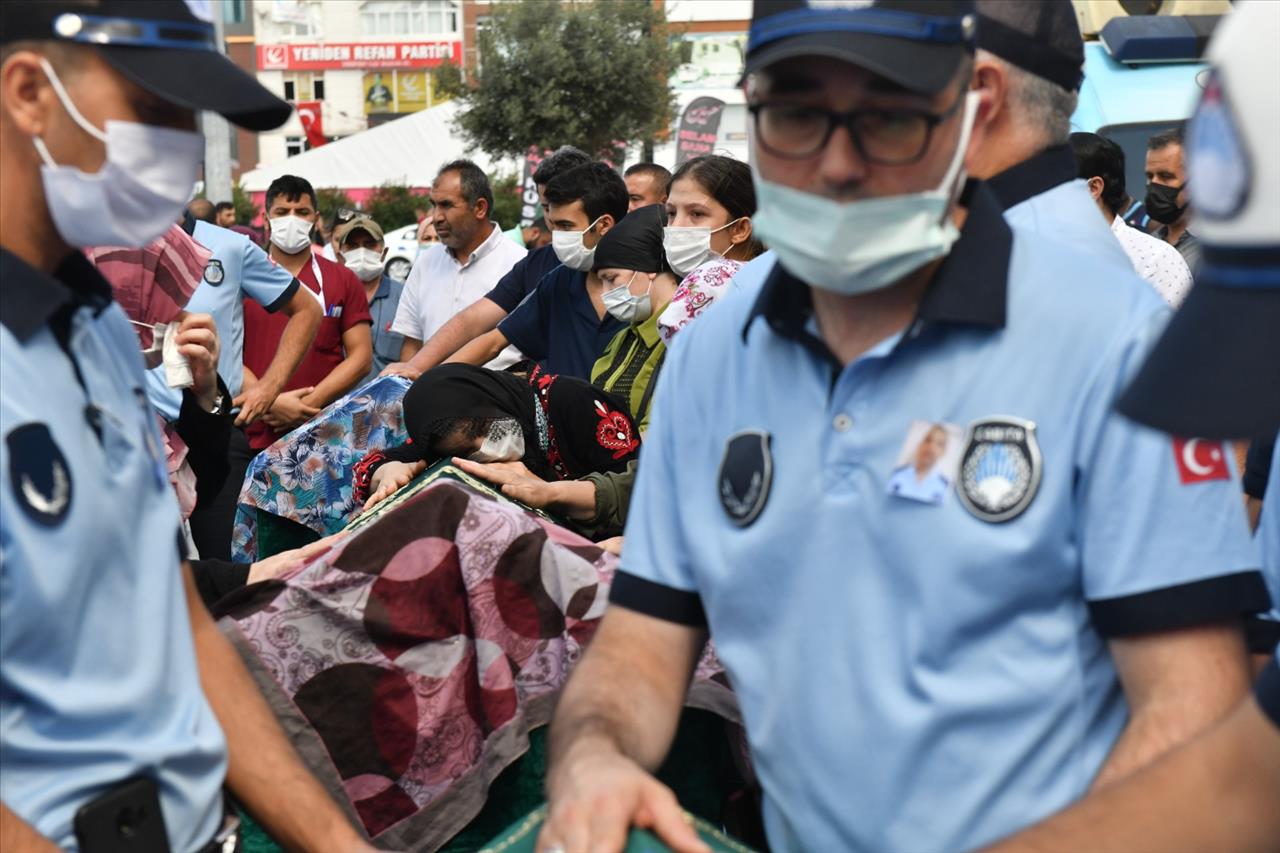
[747,93,965,164]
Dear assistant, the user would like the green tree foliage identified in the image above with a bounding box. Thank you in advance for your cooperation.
[365,183,432,232]
[456,0,677,159]
[489,171,522,229]
[231,182,258,225]
[314,187,355,237]
[432,60,465,101]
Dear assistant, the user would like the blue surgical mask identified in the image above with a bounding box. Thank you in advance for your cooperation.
[750,91,979,296]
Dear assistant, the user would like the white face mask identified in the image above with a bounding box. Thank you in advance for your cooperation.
[551,216,604,271]
[269,215,315,255]
[663,219,744,278]
[602,271,653,324]
[468,418,525,463]
[33,58,204,250]
[343,247,385,281]
[132,321,192,388]
[750,91,979,296]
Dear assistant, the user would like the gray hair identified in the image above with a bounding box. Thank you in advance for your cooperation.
[981,50,1079,147]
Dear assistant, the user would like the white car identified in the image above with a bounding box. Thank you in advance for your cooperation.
[381,223,419,282]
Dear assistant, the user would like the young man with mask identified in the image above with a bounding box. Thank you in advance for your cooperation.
[389,159,526,369]
[380,145,591,380]
[450,161,630,380]
[242,175,373,450]
[536,2,1264,852]
[336,214,405,384]
[1145,126,1201,272]
[0,2,375,850]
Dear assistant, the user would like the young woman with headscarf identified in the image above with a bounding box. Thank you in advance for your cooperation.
[352,363,641,510]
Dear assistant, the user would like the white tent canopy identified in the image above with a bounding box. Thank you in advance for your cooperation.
[239,100,514,192]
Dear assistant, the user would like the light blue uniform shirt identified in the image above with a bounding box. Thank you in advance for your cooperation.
[611,185,1266,852]
[887,464,951,505]
[146,220,297,420]
[989,144,1133,271]
[0,251,227,851]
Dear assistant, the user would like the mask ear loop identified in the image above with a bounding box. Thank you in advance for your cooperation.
[36,56,109,144]
[936,91,981,219]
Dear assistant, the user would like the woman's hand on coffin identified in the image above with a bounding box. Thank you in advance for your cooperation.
[247,534,344,585]
[363,460,427,510]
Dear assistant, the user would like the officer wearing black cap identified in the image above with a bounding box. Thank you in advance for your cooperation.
[988,3,1280,848]
[965,0,1139,267]
[534,1,1265,851]
[0,2,374,850]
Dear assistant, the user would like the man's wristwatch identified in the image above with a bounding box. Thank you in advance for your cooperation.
[207,392,229,416]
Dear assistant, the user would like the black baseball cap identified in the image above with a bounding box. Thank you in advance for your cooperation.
[743,0,977,95]
[975,0,1084,94]
[0,0,291,131]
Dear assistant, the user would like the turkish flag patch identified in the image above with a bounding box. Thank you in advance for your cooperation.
[1172,437,1231,484]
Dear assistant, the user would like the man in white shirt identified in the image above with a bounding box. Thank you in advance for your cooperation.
[1072,131,1194,307]
[392,159,526,368]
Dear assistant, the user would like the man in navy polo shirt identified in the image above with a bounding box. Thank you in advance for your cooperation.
[450,161,629,380]
[537,2,1266,852]
[379,146,591,380]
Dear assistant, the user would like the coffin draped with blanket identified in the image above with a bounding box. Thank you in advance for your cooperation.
[217,469,745,850]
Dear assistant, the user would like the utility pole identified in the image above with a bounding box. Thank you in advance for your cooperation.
[203,0,234,204]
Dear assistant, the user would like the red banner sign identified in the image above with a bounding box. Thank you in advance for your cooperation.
[257,41,461,71]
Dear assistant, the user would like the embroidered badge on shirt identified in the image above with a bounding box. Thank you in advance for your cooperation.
[957,416,1042,523]
[7,423,73,527]
[887,419,963,506]
[1172,437,1231,484]
[203,259,225,286]
[719,429,773,527]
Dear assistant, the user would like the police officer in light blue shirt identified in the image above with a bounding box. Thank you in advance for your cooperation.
[0,3,371,849]
[886,422,952,505]
[967,1,1133,273]
[144,218,314,422]
[535,3,1268,852]
[989,5,1280,842]
[157,215,321,561]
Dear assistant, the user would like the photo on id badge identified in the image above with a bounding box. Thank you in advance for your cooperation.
[887,420,964,506]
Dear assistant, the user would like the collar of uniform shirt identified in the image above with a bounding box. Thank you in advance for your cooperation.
[742,181,1012,364]
[985,143,1080,211]
[0,249,114,342]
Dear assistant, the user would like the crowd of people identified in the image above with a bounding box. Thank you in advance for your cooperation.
[1,0,1277,851]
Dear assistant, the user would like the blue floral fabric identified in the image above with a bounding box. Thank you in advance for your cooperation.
[231,376,410,562]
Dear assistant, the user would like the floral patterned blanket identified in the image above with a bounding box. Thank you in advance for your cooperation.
[232,376,410,563]
[219,477,737,851]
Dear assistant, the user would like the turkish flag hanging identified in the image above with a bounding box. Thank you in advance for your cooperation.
[1172,437,1231,484]
[296,100,326,148]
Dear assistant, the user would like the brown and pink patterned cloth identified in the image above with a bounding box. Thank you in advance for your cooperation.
[219,478,737,850]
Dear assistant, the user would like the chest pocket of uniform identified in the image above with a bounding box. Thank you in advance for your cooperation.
[88,401,146,482]
[315,315,343,353]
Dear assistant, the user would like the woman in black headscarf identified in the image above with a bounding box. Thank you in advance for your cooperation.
[352,364,641,509]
